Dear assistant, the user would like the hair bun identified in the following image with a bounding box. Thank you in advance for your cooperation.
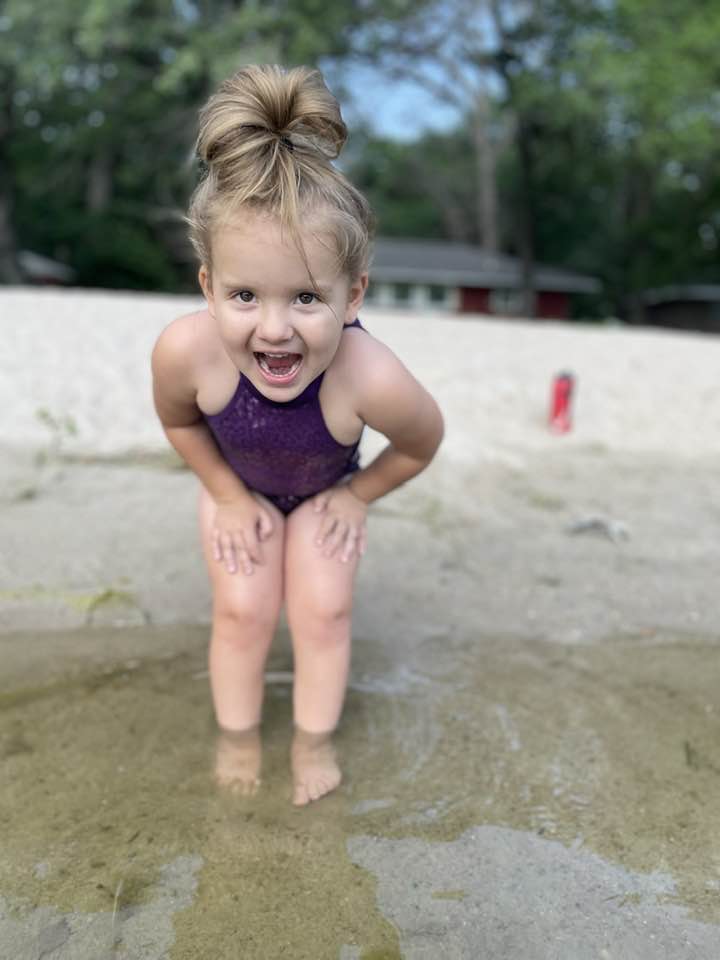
[188,63,374,280]
[197,64,347,168]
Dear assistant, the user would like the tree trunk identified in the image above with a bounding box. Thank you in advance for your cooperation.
[0,71,21,283]
[471,91,499,252]
[86,145,114,213]
[412,158,472,243]
[622,156,654,324]
[515,114,537,318]
[487,0,537,317]
[0,192,22,283]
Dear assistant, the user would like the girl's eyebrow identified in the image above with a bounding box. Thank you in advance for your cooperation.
[221,277,333,295]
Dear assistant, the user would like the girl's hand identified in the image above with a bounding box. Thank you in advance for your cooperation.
[312,484,367,563]
[212,495,273,575]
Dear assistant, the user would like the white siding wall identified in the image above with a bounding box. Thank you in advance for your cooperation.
[366,282,457,312]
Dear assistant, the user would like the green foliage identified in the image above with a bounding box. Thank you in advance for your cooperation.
[347,128,478,242]
[350,0,720,318]
[3,0,420,290]
[544,0,720,309]
[2,0,720,316]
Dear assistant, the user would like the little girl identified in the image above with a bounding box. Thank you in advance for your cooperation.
[151,64,443,805]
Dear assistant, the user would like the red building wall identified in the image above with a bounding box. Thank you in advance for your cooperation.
[459,287,570,319]
[537,291,569,319]
[459,288,490,313]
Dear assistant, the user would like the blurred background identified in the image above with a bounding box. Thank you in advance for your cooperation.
[1,0,719,327]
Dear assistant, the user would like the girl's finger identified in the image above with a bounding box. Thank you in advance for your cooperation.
[237,547,254,576]
[221,534,237,574]
[324,520,347,558]
[212,528,222,562]
[340,529,358,564]
[244,530,264,567]
[315,514,336,546]
[313,493,329,513]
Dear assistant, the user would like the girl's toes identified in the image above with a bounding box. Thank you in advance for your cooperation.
[293,782,311,806]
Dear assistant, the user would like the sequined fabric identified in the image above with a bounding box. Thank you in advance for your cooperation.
[203,321,364,515]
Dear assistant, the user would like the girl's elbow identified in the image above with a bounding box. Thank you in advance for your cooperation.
[430,404,445,453]
[417,415,444,465]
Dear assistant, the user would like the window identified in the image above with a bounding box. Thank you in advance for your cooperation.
[489,288,525,316]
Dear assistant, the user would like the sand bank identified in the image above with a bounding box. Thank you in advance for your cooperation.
[3,287,720,464]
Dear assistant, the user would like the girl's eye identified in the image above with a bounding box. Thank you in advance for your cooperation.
[234,290,254,303]
[297,292,319,305]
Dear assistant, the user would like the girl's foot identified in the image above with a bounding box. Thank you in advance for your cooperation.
[214,725,262,795]
[291,727,341,806]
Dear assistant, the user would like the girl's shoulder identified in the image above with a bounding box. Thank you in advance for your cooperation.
[330,319,442,444]
[152,308,223,379]
[153,307,213,359]
[333,321,409,393]
[151,308,226,413]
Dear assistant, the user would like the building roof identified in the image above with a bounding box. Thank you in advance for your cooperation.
[370,238,600,294]
[643,285,720,305]
[19,250,76,283]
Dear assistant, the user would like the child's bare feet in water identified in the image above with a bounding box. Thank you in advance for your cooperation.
[291,728,341,806]
[214,726,262,795]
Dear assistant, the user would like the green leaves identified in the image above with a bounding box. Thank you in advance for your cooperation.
[2,0,719,308]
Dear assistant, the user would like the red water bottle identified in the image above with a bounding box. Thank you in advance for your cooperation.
[549,372,574,433]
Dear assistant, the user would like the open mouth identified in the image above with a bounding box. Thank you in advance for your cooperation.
[254,351,303,384]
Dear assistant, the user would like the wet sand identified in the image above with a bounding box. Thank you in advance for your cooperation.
[2,288,720,957]
[3,619,720,957]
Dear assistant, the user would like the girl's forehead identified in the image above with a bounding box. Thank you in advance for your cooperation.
[212,217,343,277]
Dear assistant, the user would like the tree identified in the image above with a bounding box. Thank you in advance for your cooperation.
[2,0,434,288]
[343,0,720,320]
[347,127,480,242]
[340,0,613,314]
[338,0,505,253]
[568,0,720,320]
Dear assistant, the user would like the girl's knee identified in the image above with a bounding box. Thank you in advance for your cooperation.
[289,603,352,651]
[316,600,352,626]
[213,604,277,649]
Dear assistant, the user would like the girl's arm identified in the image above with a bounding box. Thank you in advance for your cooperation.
[313,336,442,561]
[151,320,273,575]
[347,338,444,505]
[151,322,252,505]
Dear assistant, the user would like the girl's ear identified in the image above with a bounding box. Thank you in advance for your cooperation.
[346,273,368,320]
[198,265,215,317]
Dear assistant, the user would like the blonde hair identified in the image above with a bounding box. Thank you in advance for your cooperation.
[187,64,374,280]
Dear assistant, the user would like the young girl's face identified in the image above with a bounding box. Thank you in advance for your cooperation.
[199,212,367,401]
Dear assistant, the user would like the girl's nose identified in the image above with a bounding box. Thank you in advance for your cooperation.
[257,305,292,343]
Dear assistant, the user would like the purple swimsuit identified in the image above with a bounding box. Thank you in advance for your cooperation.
[203,318,364,515]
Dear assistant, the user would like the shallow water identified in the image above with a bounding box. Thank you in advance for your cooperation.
[1,622,719,957]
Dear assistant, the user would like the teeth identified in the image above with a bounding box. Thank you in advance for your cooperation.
[257,353,301,377]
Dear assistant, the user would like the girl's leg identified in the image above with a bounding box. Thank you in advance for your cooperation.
[198,486,285,790]
[284,498,361,804]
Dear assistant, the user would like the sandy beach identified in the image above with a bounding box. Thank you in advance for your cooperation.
[4,284,720,638]
[4,286,720,462]
[2,287,720,958]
